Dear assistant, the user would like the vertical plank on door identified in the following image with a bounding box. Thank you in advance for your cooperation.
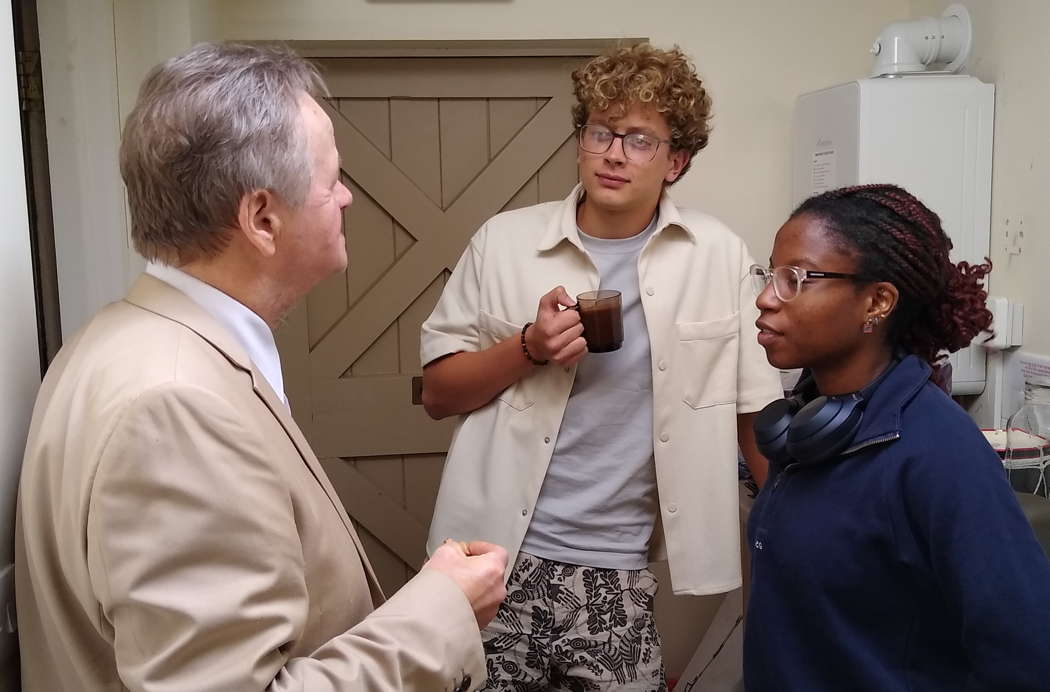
[349,323,400,375]
[306,99,391,346]
[538,134,579,203]
[383,97,444,587]
[343,182,396,312]
[393,222,414,259]
[501,174,540,213]
[493,99,544,212]
[355,453,410,591]
[340,98,392,157]
[404,454,447,528]
[489,98,542,158]
[341,98,394,308]
[391,99,441,208]
[345,184,399,373]
[403,452,447,580]
[357,527,409,594]
[399,275,447,375]
[342,97,401,377]
[439,99,489,210]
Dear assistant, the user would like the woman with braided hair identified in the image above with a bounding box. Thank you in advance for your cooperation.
[743,184,1050,691]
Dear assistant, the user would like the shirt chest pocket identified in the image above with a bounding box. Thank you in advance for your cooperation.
[674,312,740,409]
[478,310,534,411]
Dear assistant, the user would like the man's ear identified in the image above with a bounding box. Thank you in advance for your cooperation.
[236,188,282,258]
[665,150,690,184]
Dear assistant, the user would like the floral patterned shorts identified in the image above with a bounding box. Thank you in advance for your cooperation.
[480,551,667,692]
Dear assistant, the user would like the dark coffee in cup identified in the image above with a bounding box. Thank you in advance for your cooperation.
[576,290,623,353]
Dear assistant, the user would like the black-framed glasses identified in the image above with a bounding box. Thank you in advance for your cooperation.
[577,125,671,162]
[748,264,873,302]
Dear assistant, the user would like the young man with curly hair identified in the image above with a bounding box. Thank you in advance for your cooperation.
[421,43,781,691]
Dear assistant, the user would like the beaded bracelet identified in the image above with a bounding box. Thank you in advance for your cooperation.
[520,322,548,366]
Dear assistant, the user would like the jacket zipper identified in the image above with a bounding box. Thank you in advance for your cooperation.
[841,432,901,457]
[754,433,899,553]
[753,465,792,552]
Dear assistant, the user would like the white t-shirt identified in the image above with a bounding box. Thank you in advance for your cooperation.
[520,214,659,569]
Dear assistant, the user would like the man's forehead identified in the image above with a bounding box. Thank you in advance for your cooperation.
[298,93,334,133]
[588,102,665,126]
[298,92,325,116]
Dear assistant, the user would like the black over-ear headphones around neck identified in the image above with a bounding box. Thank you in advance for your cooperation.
[754,362,897,469]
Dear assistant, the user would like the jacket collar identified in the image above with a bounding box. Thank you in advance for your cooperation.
[536,183,697,252]
[125,273,296,461]
[126,273,259,379]
[847,355,933,451]
[125,273,386,599]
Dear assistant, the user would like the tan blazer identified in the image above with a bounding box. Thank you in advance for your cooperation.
[15,274,484,692]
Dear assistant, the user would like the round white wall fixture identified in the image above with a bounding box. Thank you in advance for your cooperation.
[869,3,972,77]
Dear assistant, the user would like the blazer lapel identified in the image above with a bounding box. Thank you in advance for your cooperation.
[125,274,384,599]
[249,371,385,600]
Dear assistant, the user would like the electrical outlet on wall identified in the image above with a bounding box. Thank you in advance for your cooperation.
[1003,216,1025,256]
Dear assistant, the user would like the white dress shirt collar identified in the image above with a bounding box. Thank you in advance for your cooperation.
[145,262,286,404]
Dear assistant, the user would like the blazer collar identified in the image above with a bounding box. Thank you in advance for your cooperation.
[124,273,385,600]
[126,273,259,379]
[536,183,697,253]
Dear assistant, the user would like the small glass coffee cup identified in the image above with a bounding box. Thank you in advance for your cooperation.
[575,290,623,353]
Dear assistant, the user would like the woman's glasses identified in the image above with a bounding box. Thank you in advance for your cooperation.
[749,264,872,302]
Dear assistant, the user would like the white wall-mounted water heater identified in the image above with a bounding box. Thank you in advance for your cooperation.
[791,74,994,394]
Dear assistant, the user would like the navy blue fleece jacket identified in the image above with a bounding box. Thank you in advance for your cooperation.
[745,356,1050,691]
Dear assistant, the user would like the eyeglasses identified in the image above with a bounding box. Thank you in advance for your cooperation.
[577,125,671,162]
[748,264,872,302]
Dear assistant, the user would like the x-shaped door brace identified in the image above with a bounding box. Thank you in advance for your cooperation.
[310,96,574,377]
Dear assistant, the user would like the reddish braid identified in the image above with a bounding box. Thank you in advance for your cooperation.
[794,184,992,367]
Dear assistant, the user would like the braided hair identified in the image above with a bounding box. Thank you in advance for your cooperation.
[792,184,992,368]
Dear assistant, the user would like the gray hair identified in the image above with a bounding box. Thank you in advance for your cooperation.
[119,42,328,264]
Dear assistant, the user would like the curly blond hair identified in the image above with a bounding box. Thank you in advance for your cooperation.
[571,43,712,181]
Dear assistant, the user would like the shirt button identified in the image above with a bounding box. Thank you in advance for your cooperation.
[544,436,551,444]
[645,286,655,296]
[522,508,528,516]
[658,360,667,371]
[564,367,571,374]
[659,432,669,443]
[667,503,678,514]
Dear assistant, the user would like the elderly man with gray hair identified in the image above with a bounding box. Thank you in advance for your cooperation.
[15,42,506,692]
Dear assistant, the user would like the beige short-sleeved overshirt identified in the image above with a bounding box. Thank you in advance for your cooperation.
[421,185,782,595]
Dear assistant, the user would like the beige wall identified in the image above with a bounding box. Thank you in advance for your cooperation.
[38,0,128,339]
[114,1,196,125]
[909,0,1050,356]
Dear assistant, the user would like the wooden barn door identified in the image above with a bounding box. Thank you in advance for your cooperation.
[276,50,586,592]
